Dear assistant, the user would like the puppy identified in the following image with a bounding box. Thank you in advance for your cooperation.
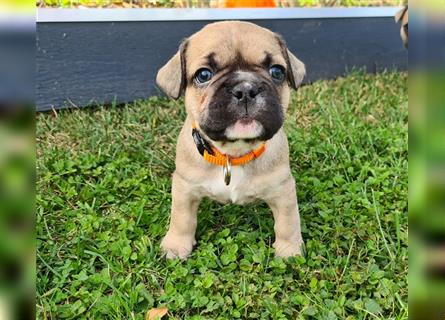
[156,21,305,259]
[395,6,408,48]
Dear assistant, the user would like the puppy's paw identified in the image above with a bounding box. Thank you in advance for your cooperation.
[273,239,303,258]
[160,233,196,260]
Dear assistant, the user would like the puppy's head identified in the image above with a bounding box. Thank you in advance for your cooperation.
[156,21,305,143]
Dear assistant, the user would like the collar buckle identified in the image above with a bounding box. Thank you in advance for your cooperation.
[223,155,232,185]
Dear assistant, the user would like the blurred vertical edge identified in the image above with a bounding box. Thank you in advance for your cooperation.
[409,1,445,320]
[0,13,35,109]
[0,4,36,320]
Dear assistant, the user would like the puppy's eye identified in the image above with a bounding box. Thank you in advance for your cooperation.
[269,65,285,82]
[194,68,213,84]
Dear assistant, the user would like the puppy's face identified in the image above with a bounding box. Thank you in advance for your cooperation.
[157,21,305,142]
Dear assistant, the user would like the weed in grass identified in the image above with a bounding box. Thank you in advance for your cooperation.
[37,71,407,319]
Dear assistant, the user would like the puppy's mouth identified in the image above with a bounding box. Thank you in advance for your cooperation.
[200,114,280,142]
[200,117,268,143]
[199,71,284,142]
[224,119,264,141]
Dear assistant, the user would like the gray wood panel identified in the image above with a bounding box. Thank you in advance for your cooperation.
[36,17,407,111]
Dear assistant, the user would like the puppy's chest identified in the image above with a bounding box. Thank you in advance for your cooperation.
[197,167,259,204]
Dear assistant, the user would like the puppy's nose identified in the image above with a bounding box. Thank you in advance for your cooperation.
[231,82,261,102]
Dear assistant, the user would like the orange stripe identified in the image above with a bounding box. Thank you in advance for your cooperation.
[203,143,265,166]
[192,122,266,166]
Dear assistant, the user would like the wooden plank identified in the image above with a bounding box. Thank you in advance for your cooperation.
[37,7,402,22]
[36,12,407,111]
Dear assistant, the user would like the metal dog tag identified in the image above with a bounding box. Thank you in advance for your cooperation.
[223,155,231,185]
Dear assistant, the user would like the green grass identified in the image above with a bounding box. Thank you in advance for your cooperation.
[36,71,408,319]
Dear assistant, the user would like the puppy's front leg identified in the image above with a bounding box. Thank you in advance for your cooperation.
[266,176,303,258]
[161,172,201,259]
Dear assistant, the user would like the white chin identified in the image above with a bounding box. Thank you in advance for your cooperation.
[225,120,263,140]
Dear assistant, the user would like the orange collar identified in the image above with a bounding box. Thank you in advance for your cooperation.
[191,123,266,167]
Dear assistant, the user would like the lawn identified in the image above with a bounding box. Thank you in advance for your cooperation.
[36,71,408,319]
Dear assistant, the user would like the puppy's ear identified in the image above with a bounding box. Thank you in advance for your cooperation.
[394,6,408,23]
[275,34,306,90]
[156,39,188,99]
[285,50,306,89]
[394,6,408,48]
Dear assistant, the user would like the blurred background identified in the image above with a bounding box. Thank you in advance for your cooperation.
[409,1,445,319]
[1,0,444,319]
[36,0,406,9]
[0,0,35,319]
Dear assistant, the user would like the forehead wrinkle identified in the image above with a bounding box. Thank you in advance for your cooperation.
[205,52,219,71]
[235,43,285,67]
[187,33,285,76]
[267,52,287,67]
[261,51,272,68]
[187,42,235,74]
